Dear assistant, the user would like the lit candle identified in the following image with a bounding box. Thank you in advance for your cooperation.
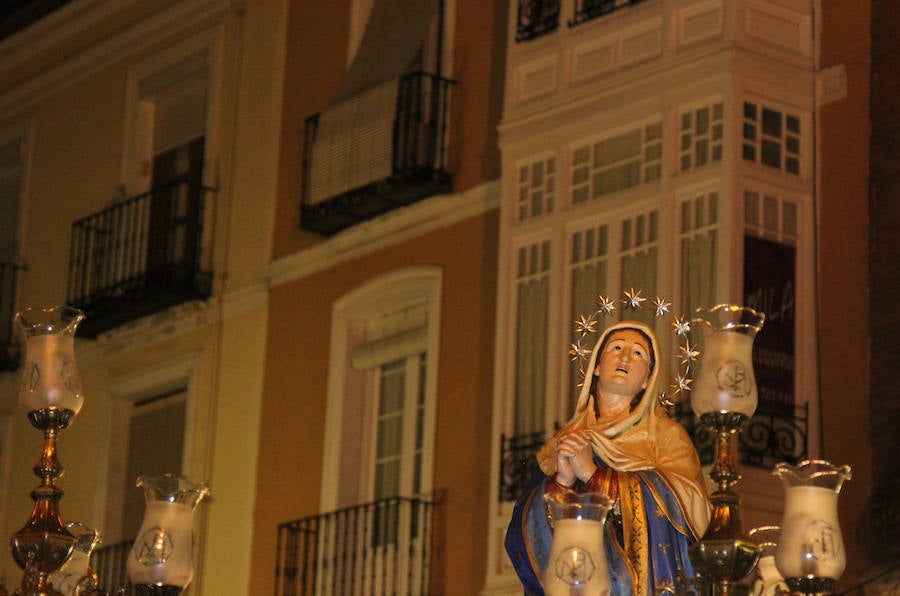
[775,486,846,582]
[544,519,610,595]
[20,333,83,415]
[692,330,758,417]
[127,501,196,588]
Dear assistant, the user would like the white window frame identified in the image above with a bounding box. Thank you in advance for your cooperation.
[569,118,663,205]
[321,267,441,512]
[514,151,557,223]
[740,95,808,179]
[676,97,725,173]
[364,353,427,502]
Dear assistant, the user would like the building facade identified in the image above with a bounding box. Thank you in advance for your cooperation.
[0,0,284,593]
[486,0,872,593]
[0,0,884,594]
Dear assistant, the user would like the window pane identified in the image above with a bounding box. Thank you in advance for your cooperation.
[744,101,757,120]
[696,108,709,135]
[762,108,782,137]
[379,361,405,413]
[594,130,641,167]
[761,139,781,168]
[515,275,548,434]
[743,123,756,141]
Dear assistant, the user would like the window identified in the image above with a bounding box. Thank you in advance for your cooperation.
[516,155,556,222]
[322,268,440,512]
[105,358,194,544]
[513,239,551,435]
[516,0,561,42]
[619,210,659,322]
[0,135,24,264]
[567,224,609,409]
[679,190,719,316]
[0,131,25,359]
[571,121,662,204]
[743,190,799,414]
[742,100,802,175]
[679,102,723,171]
[121,390,186,539]
[125,50,210,195]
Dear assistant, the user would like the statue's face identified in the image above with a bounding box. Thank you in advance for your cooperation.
[594,329,651,398]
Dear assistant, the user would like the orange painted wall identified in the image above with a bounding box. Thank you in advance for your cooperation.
[249,210,499,594]
[816,1,872,584]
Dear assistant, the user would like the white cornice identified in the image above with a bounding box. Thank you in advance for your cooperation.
[0,0,230,115]
[269,180,501,288]
[220,279,268,319]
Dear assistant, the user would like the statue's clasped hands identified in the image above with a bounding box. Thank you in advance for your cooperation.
[554,430,597,487]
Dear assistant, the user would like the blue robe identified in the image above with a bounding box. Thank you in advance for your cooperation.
[505,465,699,595]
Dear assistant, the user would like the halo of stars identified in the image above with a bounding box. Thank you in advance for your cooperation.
[571,289,696,411]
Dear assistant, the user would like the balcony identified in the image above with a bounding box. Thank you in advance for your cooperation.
[0,260,23,371]
[498,430,544,502]
[299,71,453,236]
[92,539,133,594]
[275,495,443,596]
[568,0,648,27]
[66,179,214,338]
[516,0,560,42]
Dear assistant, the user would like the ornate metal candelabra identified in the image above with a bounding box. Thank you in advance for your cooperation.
[686,305,766,595]
[10,306,86,596]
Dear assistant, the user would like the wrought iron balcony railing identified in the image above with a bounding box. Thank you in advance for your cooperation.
[499,430,545,502]
[0,260,23,371]
[66,179,214,337]
[498,404,809,502]
[92,539,133,594]
[675,401,810,468]
[276,495,443,596]
[516,0,560,42]
[568,0,647,27]
[300,70,454,236]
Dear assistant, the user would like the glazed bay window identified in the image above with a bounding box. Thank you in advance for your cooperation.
[513,239,552,436]
[742,100,802,175]
[516,155,556,222]
[679,190,719,316]
[571,121,662,204]
[679,102,724,172]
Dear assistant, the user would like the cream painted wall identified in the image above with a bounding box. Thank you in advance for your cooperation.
[0,1,284,593]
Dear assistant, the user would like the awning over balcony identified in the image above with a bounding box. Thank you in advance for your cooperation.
[332,0,440,104]
[308,0,440,206]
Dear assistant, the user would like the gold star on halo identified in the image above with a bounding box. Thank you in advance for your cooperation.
[679,341,700,364]
[573,313,598,336]
[675,373,692,393]
[568,340,592,362]
[623,288,646,310]
[658,391,677,408]
[652,296,672,317]
[576,367,588,387]
[596,294,617,316]
[672,314,691,337]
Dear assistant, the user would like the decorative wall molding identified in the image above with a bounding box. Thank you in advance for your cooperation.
[0,0,229,114]
[269,180,501,288]
[816,63,848,107]
[675,0,724,49]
